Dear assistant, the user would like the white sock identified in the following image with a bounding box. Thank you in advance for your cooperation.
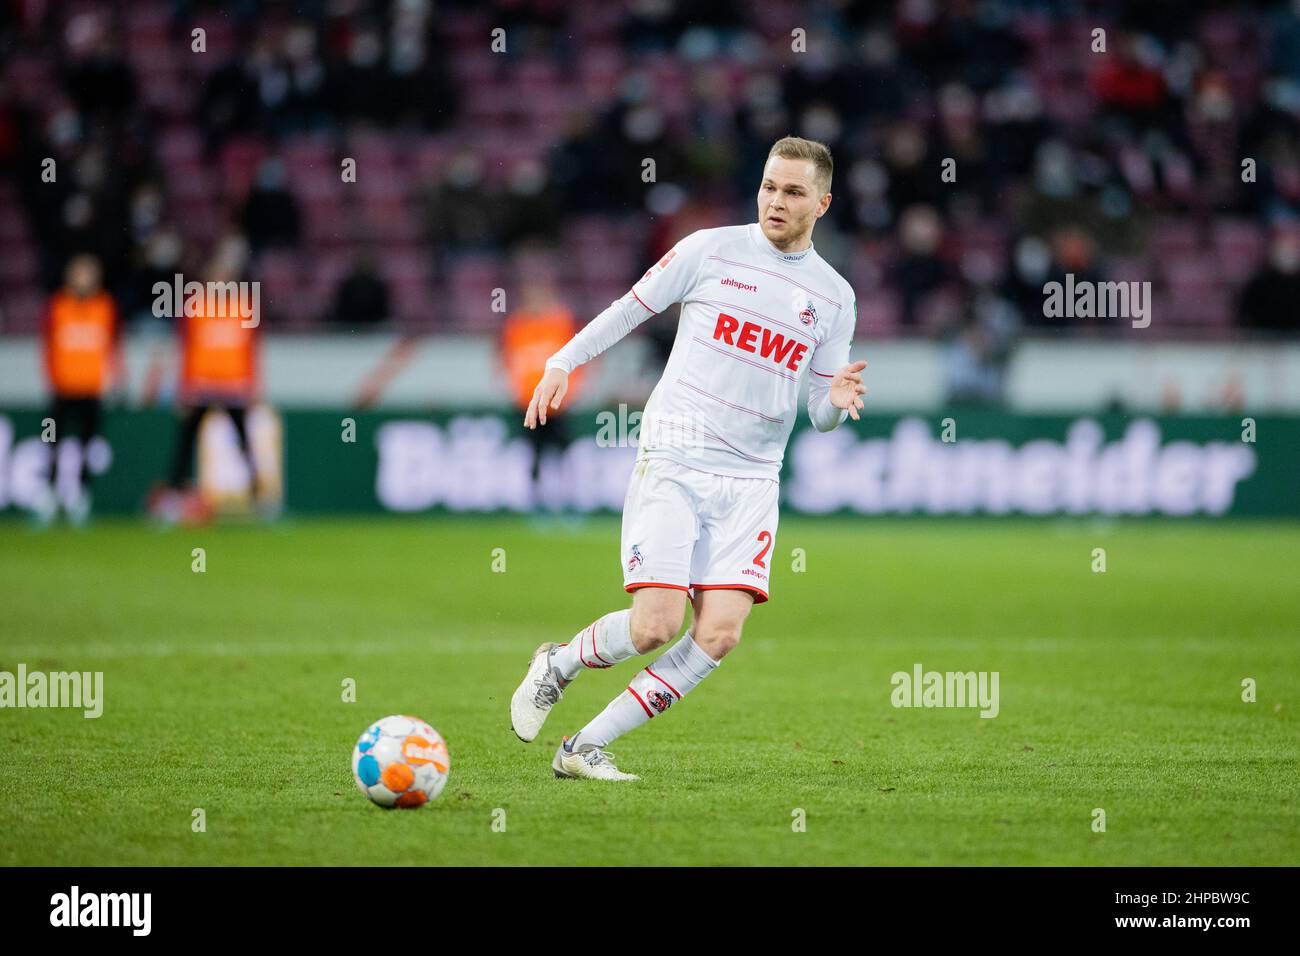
[552,609,637,680]
[569,632,718,750]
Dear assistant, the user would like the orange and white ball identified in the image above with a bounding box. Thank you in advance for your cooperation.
[352,715,450,808]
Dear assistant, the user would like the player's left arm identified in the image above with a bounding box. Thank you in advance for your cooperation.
[806,298,866,430]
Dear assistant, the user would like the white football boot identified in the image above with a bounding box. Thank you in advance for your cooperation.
[510,642,567,742]
[552,737,640,781]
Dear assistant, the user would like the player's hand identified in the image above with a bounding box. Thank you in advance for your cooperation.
[525,367,569,429]
[829,359,868,421]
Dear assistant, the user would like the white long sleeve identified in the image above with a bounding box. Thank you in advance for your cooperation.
[546,230,711,374]
[804,294,855,431]
[544,291,654,374]
[807,375,848,431]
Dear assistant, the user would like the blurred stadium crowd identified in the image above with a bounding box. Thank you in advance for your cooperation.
[3,0,1300,349]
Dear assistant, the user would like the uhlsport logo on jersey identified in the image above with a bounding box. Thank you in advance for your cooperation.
[626,544,644,572]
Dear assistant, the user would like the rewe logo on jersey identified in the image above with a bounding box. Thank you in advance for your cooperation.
[712,312,809,372]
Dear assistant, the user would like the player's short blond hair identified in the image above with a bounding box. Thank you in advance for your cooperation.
[767,136,833,194]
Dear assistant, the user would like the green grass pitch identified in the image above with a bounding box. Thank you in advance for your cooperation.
[1,516,1296,866]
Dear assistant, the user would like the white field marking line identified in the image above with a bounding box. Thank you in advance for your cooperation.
[7,635,1249,661]
[1,637,526,659]
[745,637,1247,655]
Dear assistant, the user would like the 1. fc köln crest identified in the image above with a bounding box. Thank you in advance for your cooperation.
[792,288,817,328]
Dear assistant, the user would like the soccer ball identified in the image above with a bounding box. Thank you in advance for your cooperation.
[352,715,450,808]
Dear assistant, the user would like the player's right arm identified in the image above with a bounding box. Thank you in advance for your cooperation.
[525,229,710,429]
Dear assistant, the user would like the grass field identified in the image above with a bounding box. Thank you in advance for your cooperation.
[1,515,1296,866]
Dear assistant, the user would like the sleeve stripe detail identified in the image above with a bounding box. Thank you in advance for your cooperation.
[630,289,657,313]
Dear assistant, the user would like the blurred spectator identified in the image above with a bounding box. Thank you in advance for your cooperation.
[329,254,391,327]
[883,121,940,215]
[499,159,560,247]
[424,151,503,251]
[385,5,459,130]
[549,111,610,214]
[1238,227,1300,332]
[334,24,390,123]
[893,204,951,327]
[1002,235,1054,324]
[37,254,119,524]
[197,47,263,155]
[62,12,136,124]
[1024,225,1105,330]
[943,287,1021,405]
[241,157,301,251]
[125,224,186,325]
[1092,33,1171,134]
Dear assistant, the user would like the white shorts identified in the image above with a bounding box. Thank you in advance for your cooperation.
[620,456,779,605]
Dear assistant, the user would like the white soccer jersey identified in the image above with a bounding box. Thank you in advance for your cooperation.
[546,223,856,480]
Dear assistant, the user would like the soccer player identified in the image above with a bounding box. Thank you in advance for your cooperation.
[510,137,867,780]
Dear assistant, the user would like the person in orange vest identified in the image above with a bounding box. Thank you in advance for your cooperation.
[502,279,583,492]
[164,260,261,502]
[38,253,120,524]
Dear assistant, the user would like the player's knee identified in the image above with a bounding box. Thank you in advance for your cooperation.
[629,601,684,651]
[693,618,744,658]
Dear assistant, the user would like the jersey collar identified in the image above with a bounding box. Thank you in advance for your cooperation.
[749,222,815,264]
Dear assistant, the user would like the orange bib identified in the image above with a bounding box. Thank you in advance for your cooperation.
[181,307,258,398]
[45,291,116,397]
[502,308,582,410]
